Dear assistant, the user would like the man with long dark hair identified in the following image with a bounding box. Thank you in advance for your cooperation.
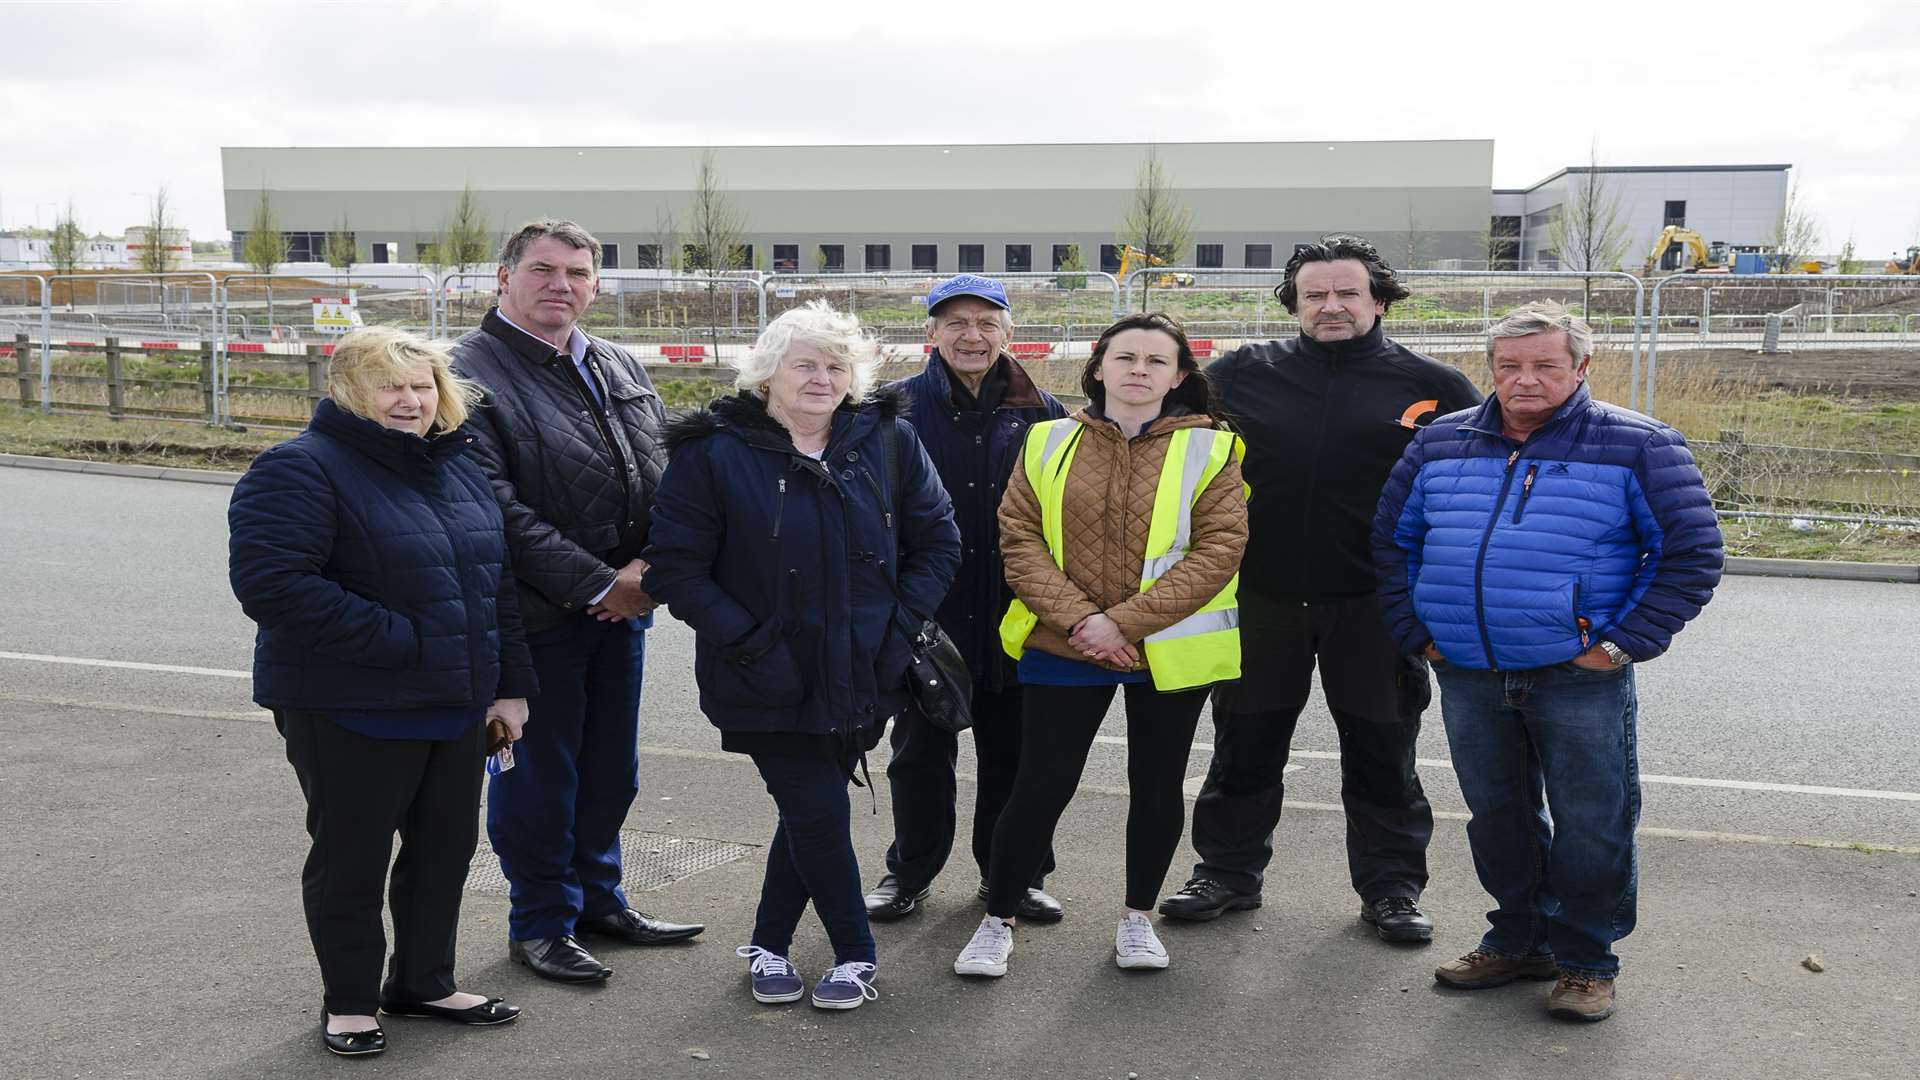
[1159,235,1480,945]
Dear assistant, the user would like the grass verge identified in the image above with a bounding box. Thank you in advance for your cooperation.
[5,392,1918,567]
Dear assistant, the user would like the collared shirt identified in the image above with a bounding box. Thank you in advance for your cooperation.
[492,308,603,406]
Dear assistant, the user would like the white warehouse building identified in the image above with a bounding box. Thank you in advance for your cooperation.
[1493,164,1791,271]
[219,143,1792,275]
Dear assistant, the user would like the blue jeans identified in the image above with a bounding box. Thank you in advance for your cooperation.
[749,752,876,967]
[488,615,647,941]
[1432,661,1641,978]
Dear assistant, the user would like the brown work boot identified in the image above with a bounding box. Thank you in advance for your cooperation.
[1548,972,1617,1021]
[1433,948,1558,990]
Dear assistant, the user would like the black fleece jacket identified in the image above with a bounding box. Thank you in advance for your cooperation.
[1207,321,1483,601]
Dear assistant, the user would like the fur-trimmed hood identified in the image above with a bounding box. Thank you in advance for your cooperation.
[662,386,909,455]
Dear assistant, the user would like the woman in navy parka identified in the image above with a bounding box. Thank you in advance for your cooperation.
[229,328,536,1056]
[643,301,960,1012]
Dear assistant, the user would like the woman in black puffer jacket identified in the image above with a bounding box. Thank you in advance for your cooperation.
[229,327,537,1057]
[644,302,959,1012]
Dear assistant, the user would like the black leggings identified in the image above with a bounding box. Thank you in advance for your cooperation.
[985,681,1210,916]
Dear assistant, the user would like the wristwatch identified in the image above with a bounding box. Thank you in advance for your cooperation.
[1598,640,1632,667]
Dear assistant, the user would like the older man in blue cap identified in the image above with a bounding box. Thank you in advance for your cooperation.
[863,274,1069,922]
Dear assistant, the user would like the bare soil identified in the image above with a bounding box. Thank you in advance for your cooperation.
[1680,348,1920,398]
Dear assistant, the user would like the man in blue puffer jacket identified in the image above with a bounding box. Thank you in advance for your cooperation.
[1372,301,1722,1024]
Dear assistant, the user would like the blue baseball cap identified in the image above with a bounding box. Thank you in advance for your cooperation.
[926,274,1011,315]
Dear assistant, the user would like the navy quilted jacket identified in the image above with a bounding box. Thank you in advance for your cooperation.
[229,398,538,711]
[1371,384,1723,669]
[452,311,669,632]
[643,391,961,738]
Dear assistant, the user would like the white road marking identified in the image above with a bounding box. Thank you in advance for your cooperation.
[9,690,1917,855]
[1094,735,1920,804]
[0,650,250,679]
[5,649,1917,804]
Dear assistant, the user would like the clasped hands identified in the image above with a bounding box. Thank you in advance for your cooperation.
[1069,612,1139,671]
[588,558,658,621]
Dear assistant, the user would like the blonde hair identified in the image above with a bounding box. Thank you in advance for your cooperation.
[734,300,882,404]
[326,326,480,434]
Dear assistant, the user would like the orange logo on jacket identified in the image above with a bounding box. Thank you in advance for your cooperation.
[1396,399,1440,430]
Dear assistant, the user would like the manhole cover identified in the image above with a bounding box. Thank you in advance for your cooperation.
[466,830,755,897]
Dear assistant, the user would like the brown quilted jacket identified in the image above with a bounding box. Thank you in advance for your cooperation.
[998,407,1248,668]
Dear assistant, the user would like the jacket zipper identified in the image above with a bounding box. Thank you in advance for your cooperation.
[1512,463,1539,523]
[772,476,787,539]
[860,467,892,531]
[1575,582,1590,648]
[1472,449,1523,669]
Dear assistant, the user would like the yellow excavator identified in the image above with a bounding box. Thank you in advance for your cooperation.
[1643,226,1726,274]
[1116,245,1195,288]
[1885,246,1920,274]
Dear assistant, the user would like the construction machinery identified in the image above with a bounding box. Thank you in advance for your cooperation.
[1886,246,1920,274]
[1643,226,1726,274]
[1116,245,1194,288]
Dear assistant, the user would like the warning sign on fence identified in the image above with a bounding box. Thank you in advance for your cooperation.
[312,294,362,334]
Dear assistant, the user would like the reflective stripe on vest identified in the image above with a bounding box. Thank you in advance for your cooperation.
[998,418,1243,692]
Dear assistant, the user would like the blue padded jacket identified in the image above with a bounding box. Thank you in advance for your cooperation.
[1371,384,1722,670]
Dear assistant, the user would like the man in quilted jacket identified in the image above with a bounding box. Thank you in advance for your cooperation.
[453,220,703,986]
[1372,301,1723,1023]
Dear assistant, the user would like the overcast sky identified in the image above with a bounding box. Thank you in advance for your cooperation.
[3,0,1915,255]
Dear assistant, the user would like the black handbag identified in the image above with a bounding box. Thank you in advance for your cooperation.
[880,421,974,733]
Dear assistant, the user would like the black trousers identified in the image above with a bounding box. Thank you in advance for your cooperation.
[277,710,485,1016]
[1190,593,1434,901]
[986,681,1209,916]
[882,682,1053,891]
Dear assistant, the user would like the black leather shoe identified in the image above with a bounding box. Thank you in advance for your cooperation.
[1360,896,1434,943]
[321,1021,385,1057]
[863,875,931,922]
[976,882,1065,924]
[509,935,613,983]
[576,907,705,946]
[1156,877,1263,922]
[380,996,521,1025]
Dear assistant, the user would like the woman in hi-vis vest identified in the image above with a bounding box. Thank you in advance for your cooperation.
[952,313,1248,980]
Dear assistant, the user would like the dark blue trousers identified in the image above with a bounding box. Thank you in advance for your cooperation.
[749,752,876,966]
[487,615,647,941]
[1433,662,1642,978]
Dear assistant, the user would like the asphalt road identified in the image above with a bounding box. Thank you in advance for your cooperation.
[1,466,1915,1079]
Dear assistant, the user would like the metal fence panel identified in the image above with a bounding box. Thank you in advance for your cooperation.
[759,271,1122,360]
[439,270,766,364]
[1121,267,1650,404]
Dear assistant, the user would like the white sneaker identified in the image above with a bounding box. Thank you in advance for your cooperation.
[1115,911,1169,970]
[954,916,1014,977]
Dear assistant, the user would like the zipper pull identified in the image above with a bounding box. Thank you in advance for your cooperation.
[1505,450,1520,470]
[778,477,786,494]
[1522,464,1537,492]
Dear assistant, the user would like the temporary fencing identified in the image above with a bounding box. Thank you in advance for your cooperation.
[1121,267,1653,407]
[759,271,1123,366]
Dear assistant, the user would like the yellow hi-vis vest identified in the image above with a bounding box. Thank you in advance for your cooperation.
[999,418,1245,691]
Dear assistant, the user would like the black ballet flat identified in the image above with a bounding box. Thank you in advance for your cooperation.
[380,996,520,1026]
[321,1021,386,1056]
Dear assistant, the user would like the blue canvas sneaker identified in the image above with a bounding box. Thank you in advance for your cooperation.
[810,961,878,1010]
[735,945,804,1004]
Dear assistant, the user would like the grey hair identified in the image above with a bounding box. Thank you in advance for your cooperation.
[1487,300,1593,364]
[735,300,882,404]
[497,218,602,273]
